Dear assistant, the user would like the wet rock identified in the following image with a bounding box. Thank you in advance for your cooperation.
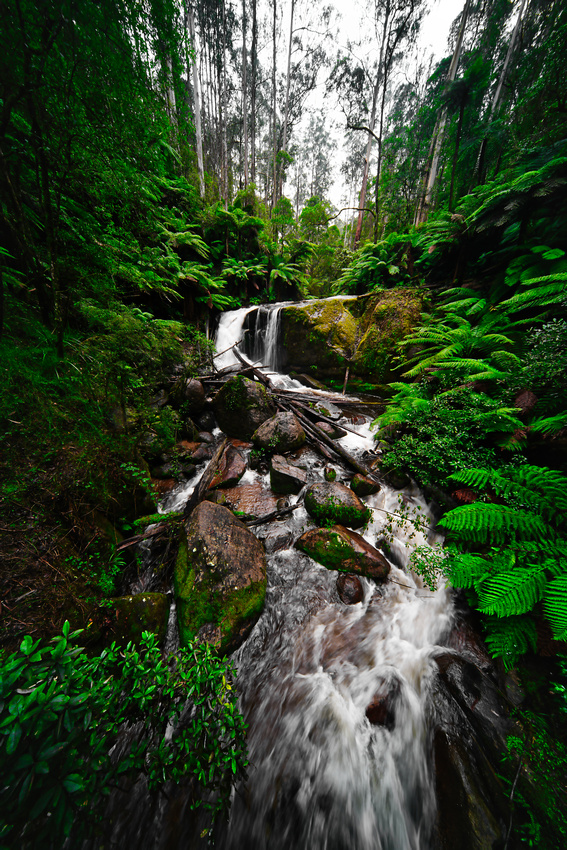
[296,525,390,581]
[365,678,400,729]
[177,441,213,463]
[263,527,294,553]
[179,416,200,441]
[293,373,330,391]
[205,490,227,506]
[217,481,279,520]
[111,593,169,646]
[213,375,276,440]
[171,377,206,413]
[197,410,216,431]
[304,482,371,529]
[433,729,508,850]
[198,431,215,444]
[316,421,347,439]
[324,466,337,482]
[175,501,267,653]
[270,454,308,494]
[351,473,380,497]
[252,411,306,454]
[336,573,363,604]
[207,443,246,490]
[151,477,177,497]
[312,401,342,421]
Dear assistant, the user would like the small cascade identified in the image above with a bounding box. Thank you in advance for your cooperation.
[242,303,287,370]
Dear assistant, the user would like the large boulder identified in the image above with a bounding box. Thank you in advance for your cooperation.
[270,454,308,494]
[281,291,422,382]
[213,375,276,440]
[207,443,247,490]
[304,481,371,529]
[175,501,267,652]
[252,411,306,453]
[296,525,390,580]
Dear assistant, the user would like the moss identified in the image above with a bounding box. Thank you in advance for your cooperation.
[304,530,355,572]
[305,490,371,529]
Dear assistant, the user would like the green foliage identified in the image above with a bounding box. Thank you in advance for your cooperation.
[0,626,247,847]
[374,387,523,490]
[440,465,567,667]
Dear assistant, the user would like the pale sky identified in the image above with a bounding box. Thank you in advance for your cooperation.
[279,0,462,209]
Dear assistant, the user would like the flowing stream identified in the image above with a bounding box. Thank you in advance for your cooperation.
[212,303,454,849]
[107,302,457,849]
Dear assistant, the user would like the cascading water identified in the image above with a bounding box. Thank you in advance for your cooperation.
[208,307,454,849]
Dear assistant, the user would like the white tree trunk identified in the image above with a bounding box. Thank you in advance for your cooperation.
[186,2,205,197]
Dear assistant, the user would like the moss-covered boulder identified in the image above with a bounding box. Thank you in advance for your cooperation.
[281,291,422,382]
[174,501,266,652]
[110,593,170,645]
[213,375,276,440]
[252,411,305,453]
[351,473,380,497]
[296,525,390,580]
[304,481,371,529]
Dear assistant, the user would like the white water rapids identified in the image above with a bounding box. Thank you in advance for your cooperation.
[211,304,454,849]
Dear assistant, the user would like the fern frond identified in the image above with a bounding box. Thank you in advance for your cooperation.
[445,552,491,588]
[477,566,548,616]
[483,616,537,670]
[438,502,550,545]
[543,575,567,640]
[447,465,567,518]
[500,275,567,312]
[530,413,567,434]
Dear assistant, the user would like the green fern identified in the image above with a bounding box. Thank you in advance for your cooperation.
[544,576,567,640]
[447,465,567,520]
[499,273,567,312]
[483,616,538,671]
[439,502,550,545]
[477,565,548,617]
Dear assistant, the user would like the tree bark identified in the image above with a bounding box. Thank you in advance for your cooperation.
[251,0,258,183]
[271,0,278,209]
[279,0,296,199]
[186,2,205,197]
[415,0,472,225]
[242,0,249,188]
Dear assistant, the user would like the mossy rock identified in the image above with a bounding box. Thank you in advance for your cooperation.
[213,375,276,440]
[304,482,371,529]
[252,411,306,454]
[110,593,169,645]
[174,501,266,653]
[296,525,390,580]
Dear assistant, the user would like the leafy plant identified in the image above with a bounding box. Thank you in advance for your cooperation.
[0,626,248,847]
[440,465,567,667]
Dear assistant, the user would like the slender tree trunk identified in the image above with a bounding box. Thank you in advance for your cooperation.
[279,0,295,199]
[271,0,277,209]
[221,0,229,204]
[415,0,472,224]
[449,99,466,210]
[476,0,528,184]
[251,0,257,184]
[186,2,205,196]
[242,0,249,188]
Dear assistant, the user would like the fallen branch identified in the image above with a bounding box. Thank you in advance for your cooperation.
[183,437,229,519]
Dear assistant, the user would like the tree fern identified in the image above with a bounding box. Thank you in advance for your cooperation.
[447,465,567,520]
[439,502,551,545]
[477,565,548,617]
[544,576,567,640]
[499,273,567,312]
[483,616,538,671]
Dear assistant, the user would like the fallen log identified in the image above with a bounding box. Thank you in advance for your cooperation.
[182,437,228,519]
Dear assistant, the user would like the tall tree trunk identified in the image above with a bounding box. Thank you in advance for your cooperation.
[186,2,205,197]
[271,0,277,209]
[279,0,295,199]
[476,0,528,184]
[221,0,229,204]
[251,0,257,183]
[449,98,466,210]
[415,0,472,225]
[242,0,249,188]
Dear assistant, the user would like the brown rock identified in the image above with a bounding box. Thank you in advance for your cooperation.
[270,454,308,494]
[175,501,266,652]
[213,375,276,440]
[218,481,279,520]
[337,573,364,604]
[304,482,371,529]
[252,411,306,453]
[351,473,380,497]
[316,421,347,439]
[365,678,400,728]
[296,525,390,581]
[208,444,247,490]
